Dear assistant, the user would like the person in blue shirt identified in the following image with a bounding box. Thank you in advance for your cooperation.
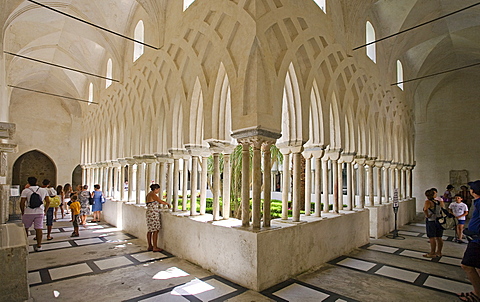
[458,180,480,301]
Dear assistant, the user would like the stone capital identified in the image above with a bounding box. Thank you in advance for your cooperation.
[0,142,17,153]
[140,154,157,164]
[231,127,281,141]
[339,152,356,163]
[354,155,367,165]
[0,122,15,140]
[125,157,136,165]
[168,149,190,159]
[303,145,325,159]
[205,140,235,154]
[117,158,128,165]
[322,149,342,161]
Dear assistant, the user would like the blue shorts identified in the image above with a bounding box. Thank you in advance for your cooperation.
[458,219,466,225]
[46,207,54,226]
[426,219,444,238]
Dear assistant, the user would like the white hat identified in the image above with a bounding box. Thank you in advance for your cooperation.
[48,187,57,197]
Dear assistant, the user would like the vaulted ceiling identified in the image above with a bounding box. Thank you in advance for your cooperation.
[2,0,479,113]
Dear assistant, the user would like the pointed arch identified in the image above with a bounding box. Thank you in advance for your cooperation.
[211,63,233,143]
[280,63,303,144]
[366,21,376,63]
[133,20,145,62]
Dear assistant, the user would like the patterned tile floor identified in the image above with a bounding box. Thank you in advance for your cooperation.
[25,215,470,301]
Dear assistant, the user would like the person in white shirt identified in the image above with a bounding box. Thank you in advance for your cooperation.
[20,176,50,252]
[450,194,469,243]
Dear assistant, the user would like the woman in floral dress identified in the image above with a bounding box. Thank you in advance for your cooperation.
[79,185,91,226]
[146,184,170,252]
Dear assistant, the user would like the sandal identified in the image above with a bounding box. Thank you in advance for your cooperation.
[459,292,480,302]
[423,254,437,258]
[47,237,53,240]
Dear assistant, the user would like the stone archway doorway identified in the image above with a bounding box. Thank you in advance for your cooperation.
[12,150,56,186]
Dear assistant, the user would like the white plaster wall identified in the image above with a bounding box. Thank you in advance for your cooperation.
[414,72,480,211]
[7,91,82,185]
[367,198,416,238]
[104,202,370,291]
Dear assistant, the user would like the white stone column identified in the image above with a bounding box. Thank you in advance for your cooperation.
[200,156,208,215]
[407,166,413,198]
[251,140,263,228]
[304,155,312,216]
[145,161,152,194]
[241,141,250,227]
[136,161,144,204]
[223,153,231,219]
[383,163,391,203]
[173,158,180,212]
[281,152,290,220]
[158,161,166,194]
[182,158,189,211]
[190,156,198,216]
[119,162,126,201]
[394,165,400,195]
[355,157,366,209]
[127,160,135,202]
[366,160,375,207]
[314,157,322,216]
[212,153,221,220]
[346,161,353,210]
[166,161,173,205]
[81,165,87,187]
[375,162,383,205]
[400,166,406,199]
[336,161,342,213]
[262,142,273,227]
[322,158,329,213]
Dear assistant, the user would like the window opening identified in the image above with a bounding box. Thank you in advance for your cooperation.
[106,58,112,88]
[366,21,376,63]
[133,21,144,62]
[314,0,326,13]
[396,60,404,90]
[88,83,93,104]
[183,0,195,11]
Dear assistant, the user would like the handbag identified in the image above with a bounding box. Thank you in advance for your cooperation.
[49,196,61,208]
[89,196,94,205]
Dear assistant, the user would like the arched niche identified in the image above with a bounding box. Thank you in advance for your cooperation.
[72,165,82,189]
[12,150,56,186]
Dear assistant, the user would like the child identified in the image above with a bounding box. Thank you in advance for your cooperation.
[69,194,81,237]
[449,194,469,243]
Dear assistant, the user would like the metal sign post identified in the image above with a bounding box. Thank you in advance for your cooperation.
[387,189,405,240]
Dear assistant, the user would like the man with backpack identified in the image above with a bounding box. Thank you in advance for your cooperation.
[20,176,50,252]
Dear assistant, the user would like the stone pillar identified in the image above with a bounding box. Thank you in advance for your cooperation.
[366,160,375,207]
[126,159,135,202]
[355,157,366,209]
[375,162,383,205]
[190,156,198,216]
[262,142,273,227]
[0,123,16,223]
[322,158,329,213]
[166,161,173,205]
[200,156,208,215]
[135,161,144,204]
[241,141,250,227]
[292,151,302,222]
[346,161,353,210]
[304,155,312,216]
[223,153,231,219]
[158,161,166,194]
[118,160,126,201]
[383,162,391,203]
[281,152,290,220]
[394,164,400,195]
[173,158,180,212]
[182,158,189,211]
[251,140,262,228]
[339,154,355,211]
[212,153,221,220]
[400,165,406,199]
[314,157,322,216]
[407,165,414,198]
[336,161,342,212]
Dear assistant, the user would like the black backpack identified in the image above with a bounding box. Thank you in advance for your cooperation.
[28,188,43,209]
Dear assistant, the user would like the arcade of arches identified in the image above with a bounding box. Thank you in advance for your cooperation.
[1,0,479,299]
